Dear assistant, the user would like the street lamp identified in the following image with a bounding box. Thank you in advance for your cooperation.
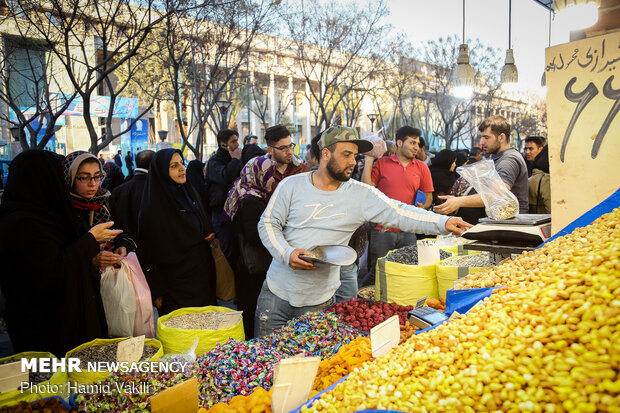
[367,113,377,132]
[158,130,168,142]
[216,99,232,130]
[9,126,23,142]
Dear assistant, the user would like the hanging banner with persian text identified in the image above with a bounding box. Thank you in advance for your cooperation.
[545,31,620,234]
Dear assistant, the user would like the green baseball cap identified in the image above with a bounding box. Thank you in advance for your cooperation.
[318,126,373,153]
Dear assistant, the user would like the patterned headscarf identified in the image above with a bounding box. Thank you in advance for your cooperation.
[62,151,111,226]
[223,156,275,221]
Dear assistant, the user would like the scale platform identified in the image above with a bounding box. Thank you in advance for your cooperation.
[462,214,551,246]
[462,214,551,265]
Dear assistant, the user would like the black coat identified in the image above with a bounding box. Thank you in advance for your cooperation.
[109,171,148,241]
[138,149,216,314]
[206,147,241,211]
[0,150,106,356]
[233,196,271,339]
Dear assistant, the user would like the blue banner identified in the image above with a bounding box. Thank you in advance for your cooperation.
[130,119,149,153]
[61,95,139,118]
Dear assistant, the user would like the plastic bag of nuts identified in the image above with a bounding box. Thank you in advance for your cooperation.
[456,160,520,220]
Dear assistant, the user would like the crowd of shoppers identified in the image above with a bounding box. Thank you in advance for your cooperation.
[1,114,549,352]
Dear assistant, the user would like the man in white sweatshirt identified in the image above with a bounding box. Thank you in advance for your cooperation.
[256,126,471,337]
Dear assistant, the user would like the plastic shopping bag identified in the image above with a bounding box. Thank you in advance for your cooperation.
[122,252,155,338]
[100,261,137,338]
[362,130,387,159]
[456,160,519,220]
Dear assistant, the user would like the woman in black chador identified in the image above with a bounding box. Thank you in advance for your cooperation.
[138,148,217,315]
[0,150,119,355]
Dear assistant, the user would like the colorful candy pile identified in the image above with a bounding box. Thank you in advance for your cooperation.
[204,387,272,413]
[65,312,361,411]
[327,298,414,332]
[197,340,284,404]
[261,312,359,358]
[311,336,373,396]
[75,360,201,412]
[196,312,360,406]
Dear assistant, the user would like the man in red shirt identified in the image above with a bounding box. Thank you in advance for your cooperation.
[360,126,434,286]
[265,124,310,197]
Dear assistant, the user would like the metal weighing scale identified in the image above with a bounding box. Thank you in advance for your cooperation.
[461,214,551,265]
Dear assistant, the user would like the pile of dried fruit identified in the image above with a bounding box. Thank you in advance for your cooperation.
[311,337,372,395]
[203,387,272,413]
[426,297,446,312]
[303,209,620,412]
[327,298,413,332]
[398,321,418,345]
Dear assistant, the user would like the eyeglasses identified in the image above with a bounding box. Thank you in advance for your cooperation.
[75,174,105,184]
[270,143,296,151]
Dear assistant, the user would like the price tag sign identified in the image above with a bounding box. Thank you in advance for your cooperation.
[213,311,243,329]
[0,361,28,393]
[151,377,198,413]
[271,356,320,413]
[370,315,400,358]
[546,31,620,234]
[417,240,439,266]
[415,296,428,309]
[117,335,145,363]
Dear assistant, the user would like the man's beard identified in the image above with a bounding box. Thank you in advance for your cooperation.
[326,157,351,182]
[274,151,292,165]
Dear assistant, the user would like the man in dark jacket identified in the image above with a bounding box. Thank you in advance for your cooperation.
[125,151,135,176]
[109,150,155,240]
[206,129,241,263]
[114,150,123,168]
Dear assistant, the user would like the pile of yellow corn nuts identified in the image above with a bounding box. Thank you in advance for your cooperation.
[304,209,620,413]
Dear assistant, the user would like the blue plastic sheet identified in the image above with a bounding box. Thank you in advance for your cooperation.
[445,287,504,316]
[543,187,620,245]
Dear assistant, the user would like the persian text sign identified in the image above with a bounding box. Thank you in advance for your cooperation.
[545,32,620,234]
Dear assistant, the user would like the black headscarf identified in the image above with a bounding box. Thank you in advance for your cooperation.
[0,150,106,355]
[241,144,266,167]
[186,159,206,192]
[2,150,80,236]
[138,149,213,266]
[103,161,126,192]
[532,145,549,173]
[430,149,457,196]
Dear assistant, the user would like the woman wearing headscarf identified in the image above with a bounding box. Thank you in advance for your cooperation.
[429,149,457,206]
[102,160,125,192]
[223,156,275,338]
[138,149,217,315]
[186,159,210,216]
[0,150,120,356]
[63,151,132,268]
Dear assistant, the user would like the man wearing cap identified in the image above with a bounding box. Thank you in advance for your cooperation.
[256,126,472,336]
[361,126,434,288]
